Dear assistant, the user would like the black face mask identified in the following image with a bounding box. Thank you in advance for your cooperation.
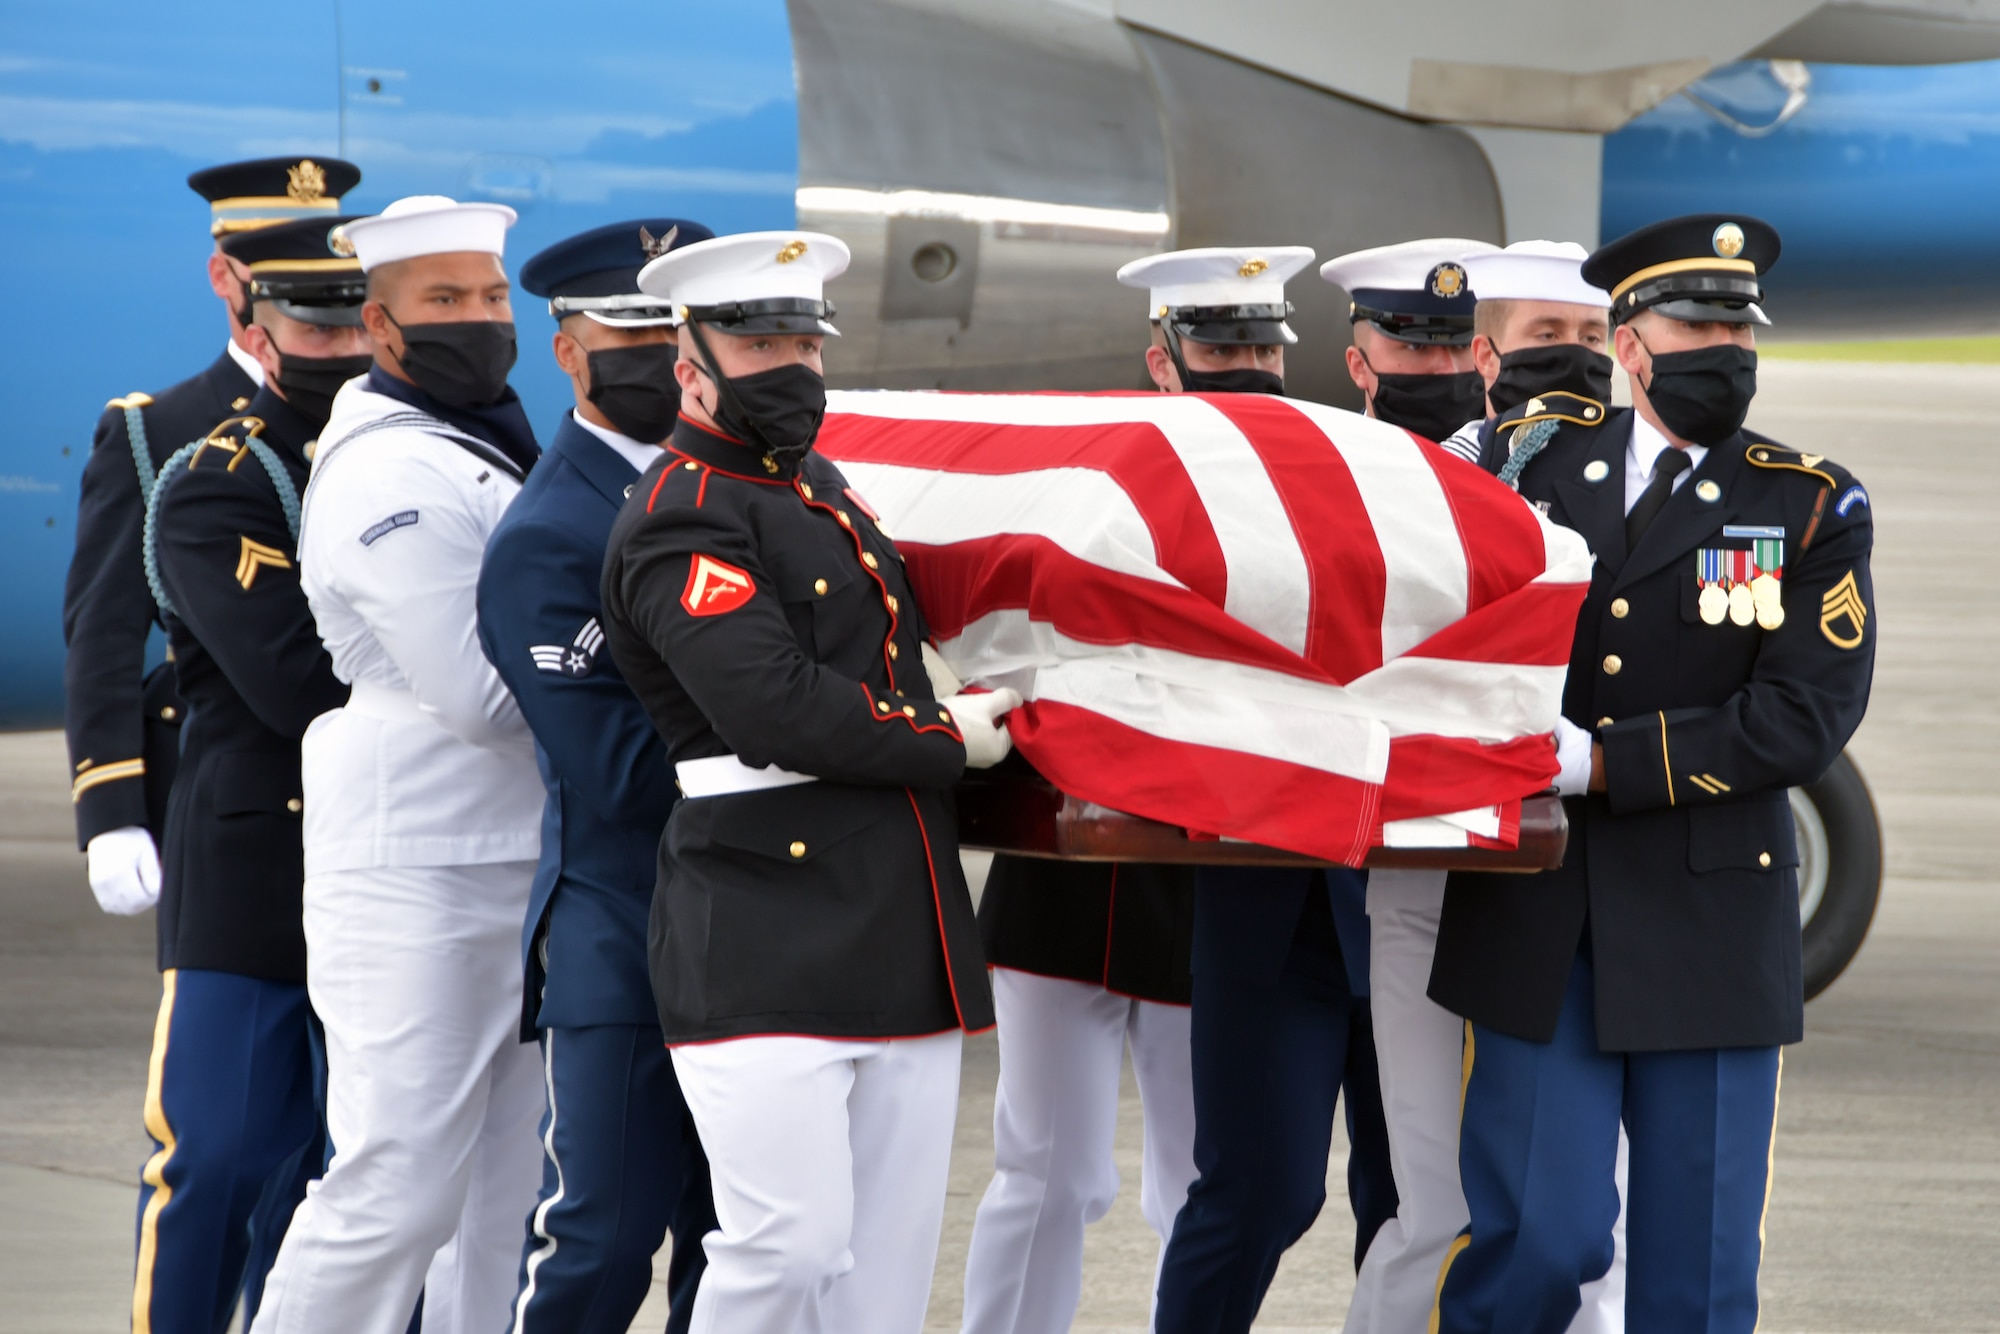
[585,342,680,443]
[1183,366,1285,396]
[1641,343,1758,446]
[275,352,374,430]
[385,311,517,409]
[1488,343,1614,415]
[697,361,827,468]
[1368,368,1487,443]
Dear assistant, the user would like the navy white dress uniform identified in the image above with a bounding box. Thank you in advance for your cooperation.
[1319,238,1496,444]
[64,155,358,918]
[1152,253,1401,1334]
[599,231,1009,1333]
[252,197,546,1334]
[1431,215,1876,1333]
[1347,240,1628,1334]
[131,215,363,1334]
[477,218,719,1334]
[960,245,1309,1334]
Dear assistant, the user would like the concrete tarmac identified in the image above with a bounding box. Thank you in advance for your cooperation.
[1,359,1995,1331]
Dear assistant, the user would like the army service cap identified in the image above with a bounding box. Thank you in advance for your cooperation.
[1320,238,1498,346]
[1458,240,1609,309]
[187,156,361,236]
[639,231,850,336]
[219,215,368,326]
[521,218,717,327]
[1116,246,1315,346]
[342,195,517,273]
[1582,214,1781,326]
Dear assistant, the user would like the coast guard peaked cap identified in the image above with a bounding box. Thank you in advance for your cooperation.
[341,195,517,273]
[521,217,717,327]
[187,156,361,236]
[1116,246,1315,345]
[639,230,850,336]
[1458,240,1609,309]
[1320,238,1498,346]
[1582,213,1781,326]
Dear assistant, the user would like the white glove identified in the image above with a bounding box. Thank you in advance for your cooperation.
[87,825,162,915]
[943,688,1023,770]
[1552,716,1595,797]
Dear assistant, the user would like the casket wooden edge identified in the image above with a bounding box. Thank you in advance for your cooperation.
[953,769,1567,872]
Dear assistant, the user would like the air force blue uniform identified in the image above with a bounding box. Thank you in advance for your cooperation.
[480,215,720,1333]
[1430,216,1876,1333]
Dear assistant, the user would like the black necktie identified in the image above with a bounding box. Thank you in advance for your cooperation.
[1626,448,1692,550]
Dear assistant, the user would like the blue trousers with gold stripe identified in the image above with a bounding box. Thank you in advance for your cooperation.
[1437,951,1781,1334]
[133,969,323,1334]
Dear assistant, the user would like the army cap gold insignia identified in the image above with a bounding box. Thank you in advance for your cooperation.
[327,224,356,258]
[776,239,809,264]
[1712,222,1746,259]
[287,159,327,204]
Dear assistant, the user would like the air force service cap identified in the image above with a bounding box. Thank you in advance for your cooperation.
[1116,246,1315,345]
[218,216,368,326]
[1320,238,1498,346]
[520,218,717,327]
[1582,213,1781,326]
[341,195,517,272]
[1458,240,1609,309]
[188,156,362,236]
[638,231,849,336]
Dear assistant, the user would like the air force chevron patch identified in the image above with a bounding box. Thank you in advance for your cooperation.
[681,554,756,617]
[530,617,605,677]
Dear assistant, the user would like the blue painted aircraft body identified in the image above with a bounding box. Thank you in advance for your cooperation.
[1,5,1994,725]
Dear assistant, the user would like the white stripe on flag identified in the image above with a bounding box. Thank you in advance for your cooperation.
[1281,400,1472,661]
[827,391,1313,654]
[832,461,1180,587]
[940,609,1390,784]
[1343,656,1568,741]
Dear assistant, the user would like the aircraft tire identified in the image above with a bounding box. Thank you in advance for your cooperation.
[1794,751,1883,1001]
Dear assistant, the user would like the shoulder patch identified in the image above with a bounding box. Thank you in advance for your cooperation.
[680,554,755,617]
[530,617,605,677]
[236,537,292,590]
[1835,484,1869,517]
[359,510,419,546]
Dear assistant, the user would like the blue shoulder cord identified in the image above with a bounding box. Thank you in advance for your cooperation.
[142,424,301,620]
[1496,417,1561,489]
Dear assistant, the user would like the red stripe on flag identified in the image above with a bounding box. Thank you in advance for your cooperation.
[1380,732,1558,823]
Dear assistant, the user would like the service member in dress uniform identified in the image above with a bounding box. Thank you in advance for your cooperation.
[1345,240,1628,1334]
[1152,256,1403,1334]
[478,218,721,1334]
[1321,238,1496,444]
[599,231,1015,1333]
[252,197,547,1334]
[64,156,358,919]
[132,214,368,1334]
[1431,214,1876,1333]
[958,245,1309,1334]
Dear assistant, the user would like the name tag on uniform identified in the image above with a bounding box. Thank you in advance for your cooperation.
[1696,525,1785,628]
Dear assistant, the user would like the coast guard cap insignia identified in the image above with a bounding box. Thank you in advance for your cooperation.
[1430,262,1467,298]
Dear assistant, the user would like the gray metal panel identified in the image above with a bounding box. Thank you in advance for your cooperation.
[1129,29,1504,408]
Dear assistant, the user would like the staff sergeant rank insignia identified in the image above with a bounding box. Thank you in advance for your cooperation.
[1821,570,1868,648]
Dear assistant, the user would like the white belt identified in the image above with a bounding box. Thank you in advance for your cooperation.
[676,754,818,799]
[344,681,429,724]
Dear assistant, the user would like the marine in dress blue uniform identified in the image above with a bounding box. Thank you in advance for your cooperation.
[600,231,1014,1332]
[1151,250,1399,1334]
[65,157,359,921]
[1431,215,1877,1333]
[135,215,366,1333]
[477,218,719,1334]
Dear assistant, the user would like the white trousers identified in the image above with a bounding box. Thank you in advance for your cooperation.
[961,969,1197,1334]
[1344,869,1627,1334]
[672,1029,963,1334]
[251,862,546,1334]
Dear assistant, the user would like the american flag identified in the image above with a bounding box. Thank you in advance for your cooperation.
[818,391,1593,867]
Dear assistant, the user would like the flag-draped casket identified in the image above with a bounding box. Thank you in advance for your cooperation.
[816,390,1593,867]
